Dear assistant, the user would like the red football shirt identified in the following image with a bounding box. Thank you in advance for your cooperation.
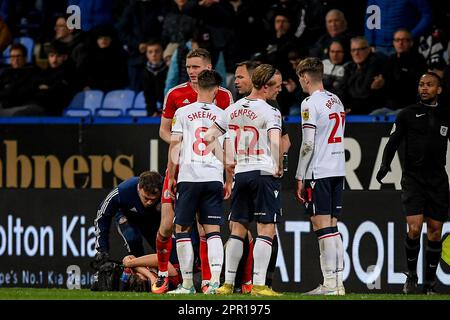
[162,82,233,119]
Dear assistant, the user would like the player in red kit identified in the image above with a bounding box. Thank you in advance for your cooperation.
[153,48,233,294]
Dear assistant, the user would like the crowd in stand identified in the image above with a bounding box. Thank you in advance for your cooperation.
[0,0,449,117]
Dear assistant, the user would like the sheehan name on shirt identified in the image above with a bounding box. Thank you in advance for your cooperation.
[230,108,258,120]
[187,111,217,122]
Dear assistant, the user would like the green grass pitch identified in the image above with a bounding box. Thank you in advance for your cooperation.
[1,288,449,300]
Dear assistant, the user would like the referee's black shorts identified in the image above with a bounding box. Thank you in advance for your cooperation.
[401,171,449,222]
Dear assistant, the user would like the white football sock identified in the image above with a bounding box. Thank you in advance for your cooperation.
[319,235,338,289]
[335,233,344,287]
[253,236,273,286]
[224,236,244,285]
[207,233,224,284]
[176,234,194,288]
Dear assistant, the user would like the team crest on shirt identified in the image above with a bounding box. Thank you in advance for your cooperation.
[440,126,448,136]
[301,108,309,121]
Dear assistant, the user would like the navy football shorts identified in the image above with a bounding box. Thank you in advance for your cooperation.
[174,181,224,226]
[303,176,344,218]
[229,170,282,224]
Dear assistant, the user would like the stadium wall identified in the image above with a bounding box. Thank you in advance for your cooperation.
[0,118,449,293]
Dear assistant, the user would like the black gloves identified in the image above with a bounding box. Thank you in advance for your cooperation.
[93,251,110,269]
[376,164,389,184]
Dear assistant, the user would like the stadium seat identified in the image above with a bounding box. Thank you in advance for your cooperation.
[133,91,146,109]
[2,37,35,64]
[17,37,35,63]
[64,90,104,117]
[97,89,135,117]
[126,91,148,117]
[127,109,147,117]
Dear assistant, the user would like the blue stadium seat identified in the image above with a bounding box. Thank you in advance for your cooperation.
[133,91,146,109]
[2,37,35,64]
[127,109,147,117]
[126,91,148,116]
[17,37,34,63]
[97,89,135,117]
[64,90,104,117]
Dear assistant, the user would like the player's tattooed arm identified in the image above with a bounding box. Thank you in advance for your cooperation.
[295,127,315,181]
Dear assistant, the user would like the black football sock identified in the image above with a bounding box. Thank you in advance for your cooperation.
[424,240,442,285]
[405,235,420,274]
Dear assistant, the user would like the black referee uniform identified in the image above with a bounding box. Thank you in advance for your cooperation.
[380,102,450,222]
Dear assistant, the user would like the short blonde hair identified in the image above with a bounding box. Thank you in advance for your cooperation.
[186,48,211,64]
[251,64,281,89]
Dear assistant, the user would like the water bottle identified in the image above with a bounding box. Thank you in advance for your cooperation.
[119,267,132,291]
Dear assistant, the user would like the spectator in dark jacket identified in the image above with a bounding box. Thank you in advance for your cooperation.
[0,43,42,116]
[32,42,78,116]
[341,36,386,114]
[117,0,168,90]
[53,14,86,68]
[262,9,301,77]
[309,9,353,60]
[219,0,267,73]
[162,0,196,45]
[265,0,325,47]
[381,29,427,113]
[79,25,128,93]
[142,41,168,116]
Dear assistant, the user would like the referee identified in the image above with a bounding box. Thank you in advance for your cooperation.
[377,72,450,295]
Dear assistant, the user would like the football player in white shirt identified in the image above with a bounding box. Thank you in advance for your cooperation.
[166,70,232,294]
[205,64,283,296]
[295,57,346,295]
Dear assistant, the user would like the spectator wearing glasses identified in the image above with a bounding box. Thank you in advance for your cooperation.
[372,29,427,115]
[0,43,41,116]
[341,36,386,114]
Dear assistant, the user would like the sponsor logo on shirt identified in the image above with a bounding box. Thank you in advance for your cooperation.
[183,99,190,104]
[440,126,448,137]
